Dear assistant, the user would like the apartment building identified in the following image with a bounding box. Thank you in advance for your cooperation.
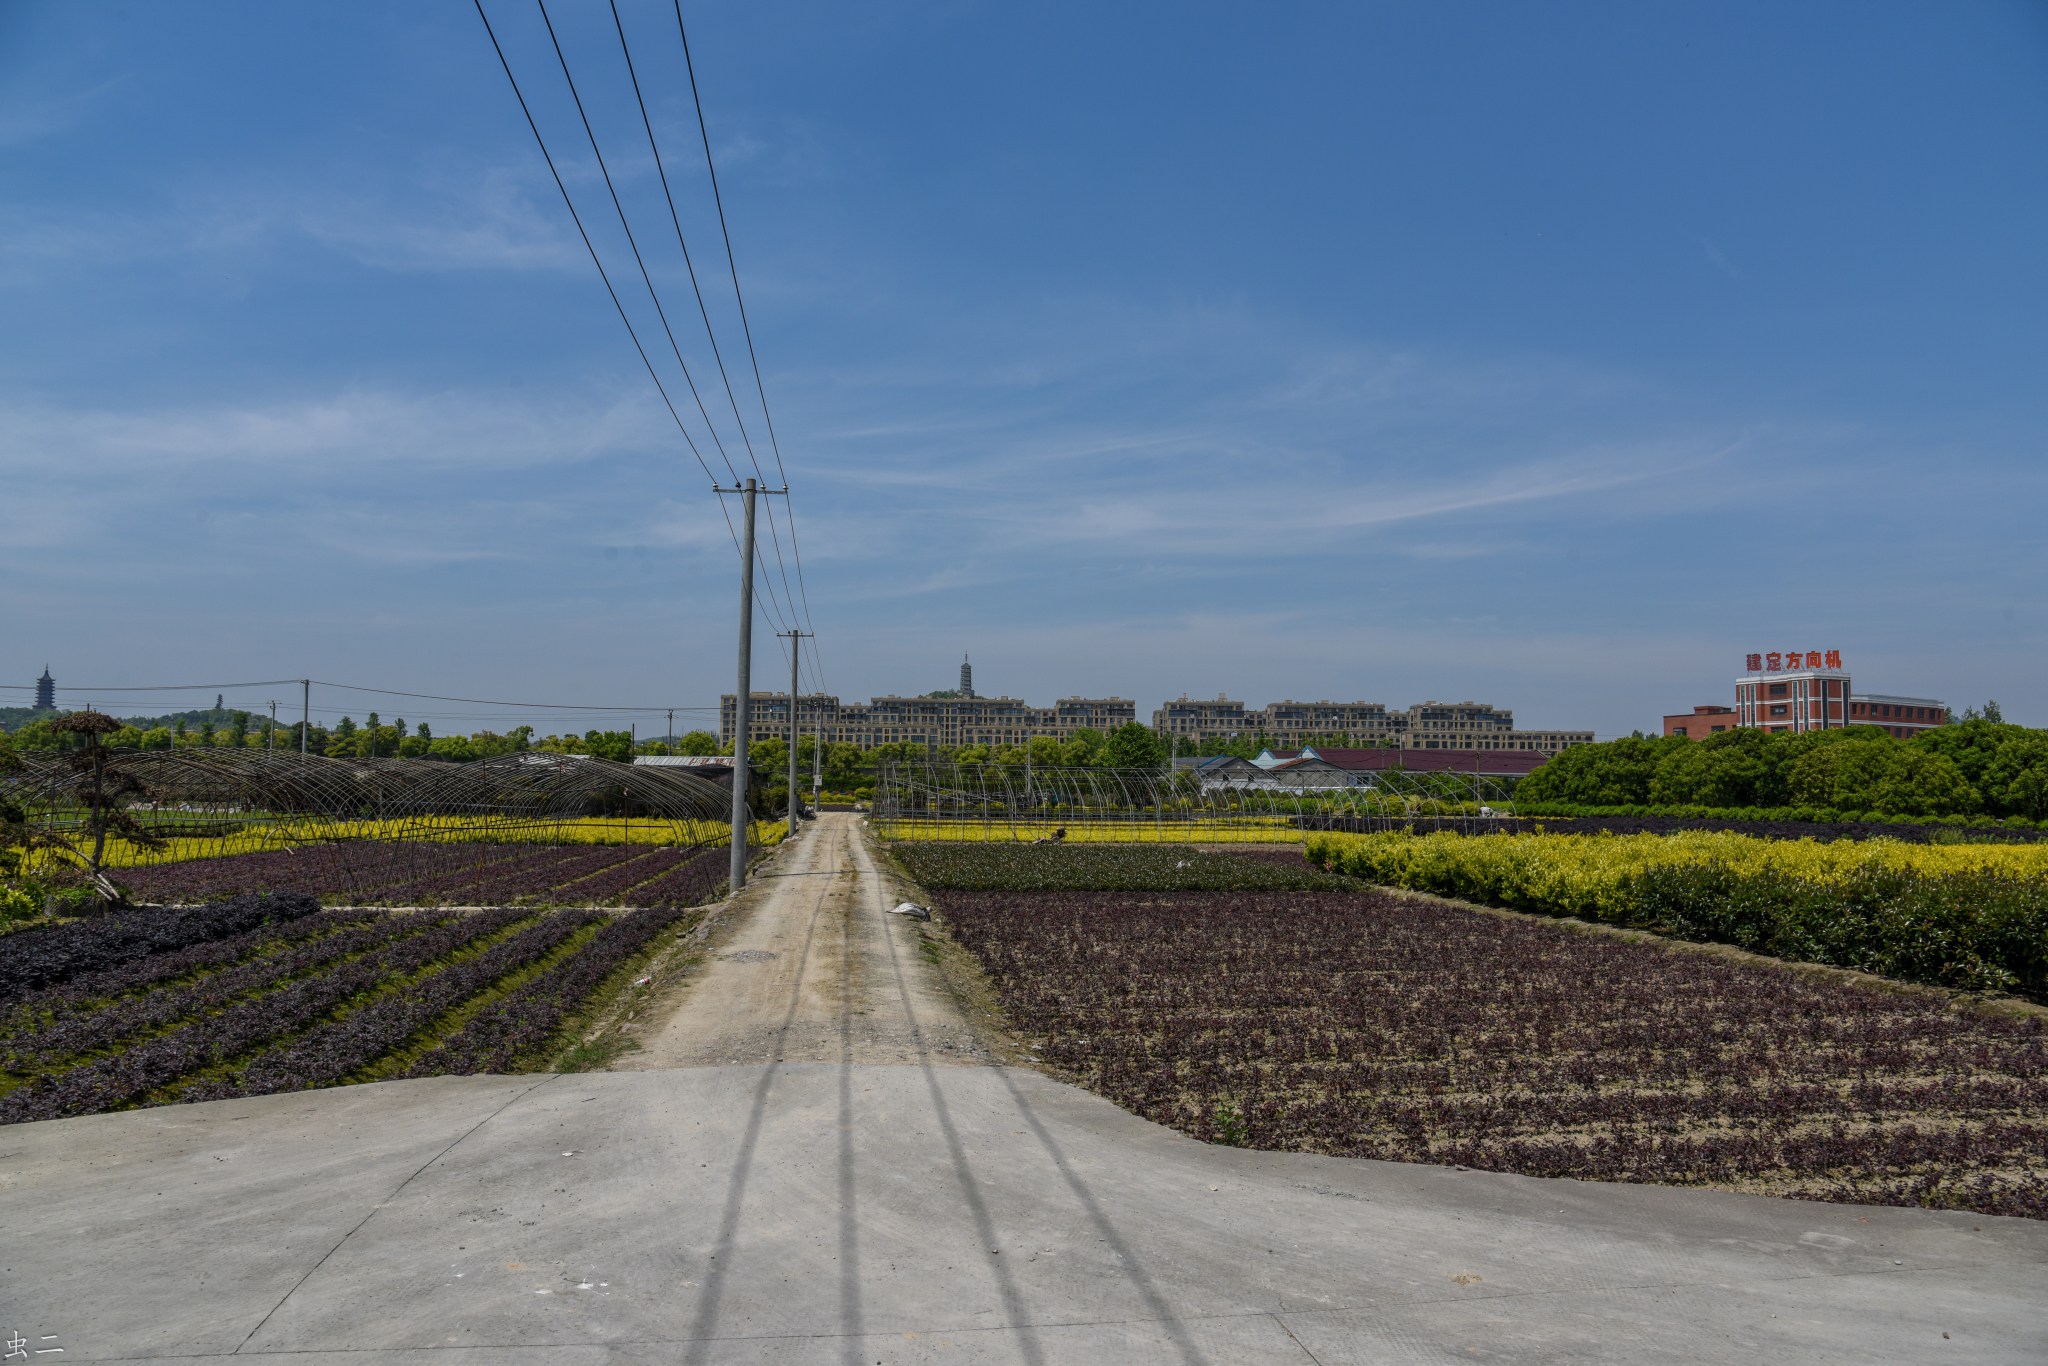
[1396,701,1592,755]
[1152,695,1249,741]
[1151,695,1590,755]
[720,693,1136,750]
[1254,700,1399,740]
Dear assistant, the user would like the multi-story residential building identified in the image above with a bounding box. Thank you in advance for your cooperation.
[1396,701,1591,755]
[1152,695,1250,742]
[1252,700,1400,740]
[1152,694,1590,755]
[719,693,1136,750]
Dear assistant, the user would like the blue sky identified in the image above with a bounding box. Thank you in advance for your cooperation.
[3,1,2044,738]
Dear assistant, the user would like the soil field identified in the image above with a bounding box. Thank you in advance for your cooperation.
[117,841,732,906]
[933,885,2048,1219]
[0,892,701,1123]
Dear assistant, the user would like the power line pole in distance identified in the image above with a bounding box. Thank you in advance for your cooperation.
[713,477,786,895]
[779,629,812,831]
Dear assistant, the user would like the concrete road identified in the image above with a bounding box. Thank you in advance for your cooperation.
[2,815,2043,1364]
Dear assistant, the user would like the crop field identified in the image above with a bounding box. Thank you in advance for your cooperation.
[115,840,738,907]
[19,815,772,870]
[893,842,1356,893]
[0,890,700,1123]
[934,881,2048,1218]
[872,817,1306,844]
[1310,829,2048,997]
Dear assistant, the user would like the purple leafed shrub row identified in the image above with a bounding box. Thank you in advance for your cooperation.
[0,906,534,1124]
[2,909,442,1072]
[184,909,607,1102]
[404,901,702,1075]
[0,892,326,996]
[937,888,2048,1220]
[0,906,377,1038]
[121,842,735,907]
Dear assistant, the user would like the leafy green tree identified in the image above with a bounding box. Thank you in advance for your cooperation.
[1065,727,1105,762]
[745,736,790,776]
[1912,720,2026,795]
[1515,736,1681,805]
[426,735,481,762]
[1100,721,1167,769]
[1983,732,2048,820]
[1786,740,1979,817]
[676,730,719,756]
[823,741,868,789]
[581,729,635,763]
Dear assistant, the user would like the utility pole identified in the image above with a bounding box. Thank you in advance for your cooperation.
[269,700,277,752]
[713,477,786,894]
[301,680,310,756]
[779,629,813,830]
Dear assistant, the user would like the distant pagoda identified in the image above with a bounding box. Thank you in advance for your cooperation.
[35,665,54,711]
[960,654,974,699]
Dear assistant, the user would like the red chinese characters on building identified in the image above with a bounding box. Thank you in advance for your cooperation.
[1746,649,1843,673]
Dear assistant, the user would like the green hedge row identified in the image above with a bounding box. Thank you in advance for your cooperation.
[1631,864,2048,999]
[1514,800,2047,830]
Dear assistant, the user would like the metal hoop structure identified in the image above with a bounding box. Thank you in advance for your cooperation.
[5,750,744,905]
[872,761,1518,843]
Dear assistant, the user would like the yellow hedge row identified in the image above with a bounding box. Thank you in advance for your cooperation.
[34,815,777,871]
[1305,827,2048,921]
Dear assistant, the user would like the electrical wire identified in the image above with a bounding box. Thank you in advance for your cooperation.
[472,0,745,563]
[475,1,818,693]
[609,0,767,486]
[535,0,742,486]
[530,1,803,643]
[673,0,825,685]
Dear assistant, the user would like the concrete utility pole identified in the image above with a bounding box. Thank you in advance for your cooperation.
[714,477,786,895]
[779,629,813,830]
[301,680,310,756]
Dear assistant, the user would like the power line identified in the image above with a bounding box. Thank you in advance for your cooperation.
[673,1,825,679]
[472,0,745,562]
[535,0,742,485]
[609,0,768,487]
[528,1,804,642]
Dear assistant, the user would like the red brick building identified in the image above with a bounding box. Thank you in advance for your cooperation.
[1731,649,1946,738]
[1848,694,1947,738]
[1663,705,1736,739]
[1736,650,1850,734]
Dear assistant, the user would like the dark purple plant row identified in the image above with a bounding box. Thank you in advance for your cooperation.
[0,892,325,998]
[549,846,697,904]
[2,909,449,1072]
[186,910,606,1102]
[433,843,671,906]
[627,848,726,906]
[392,845,603,904]
[119,840,729,908]
[118,843,542,903]
[937,888,2048,1219]
[405,902,702,1076]
[0,907,377,1038]
[0,907,533,1124]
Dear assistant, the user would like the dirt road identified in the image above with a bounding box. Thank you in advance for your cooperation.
[618,811,994,1069]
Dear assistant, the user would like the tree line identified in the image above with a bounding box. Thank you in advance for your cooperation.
[1514,717,2047,821]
